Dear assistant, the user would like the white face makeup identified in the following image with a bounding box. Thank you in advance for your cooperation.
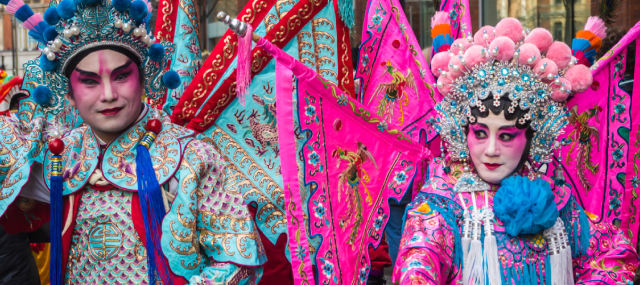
[467,112,529,184]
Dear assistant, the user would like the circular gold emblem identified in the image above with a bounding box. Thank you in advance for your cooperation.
[88,222,123,260]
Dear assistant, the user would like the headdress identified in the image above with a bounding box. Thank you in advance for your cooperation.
[1,1,181,284]
[430,14,603,166]
[2,0,181,117]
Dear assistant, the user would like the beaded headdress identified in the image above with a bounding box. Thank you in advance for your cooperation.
[429,14,604,165]
[2,0,181,117]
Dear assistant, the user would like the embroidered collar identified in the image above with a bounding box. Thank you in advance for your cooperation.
[44,107,194,194]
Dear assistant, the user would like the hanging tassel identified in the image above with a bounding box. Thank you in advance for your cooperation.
[235,23,253,106]
[458,193,472,261]
[544,218,573,285]
[338,0,354,28]
[48,138,64,285]
[464,192,485,285]
[136,118,172,285]
[482,191,501,285]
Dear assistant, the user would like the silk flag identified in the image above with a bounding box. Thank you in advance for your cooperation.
[554,21,640,244]
[257,37,427,283]
[154,0,203,114]
[168,0,357,262]
[356,0,439,145]
[439,0,472,39]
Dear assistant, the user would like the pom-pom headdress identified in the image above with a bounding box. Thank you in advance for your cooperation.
[432,17,601,164]
[572,16,607,66]
[3,0,181,116]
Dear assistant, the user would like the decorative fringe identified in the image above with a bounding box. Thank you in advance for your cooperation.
[50,154,63,285]
[426,194,463,267]
[431,11,453,53]
[236,24,253,106]
[136,140,171,285]
[338,0,354,28]
[544,218,573,285]
[464,238,485,285]
[482,191,500,285]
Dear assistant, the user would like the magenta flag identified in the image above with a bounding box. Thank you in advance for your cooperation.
[356,0,440,145]
[439,0,472,39]
[261,37,428,284]
[558,21,640,244]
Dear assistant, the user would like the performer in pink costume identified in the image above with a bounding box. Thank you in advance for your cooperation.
[393,15,639,284]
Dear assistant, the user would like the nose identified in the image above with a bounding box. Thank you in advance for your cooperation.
[100,79,117,102]
[485,135,500,157]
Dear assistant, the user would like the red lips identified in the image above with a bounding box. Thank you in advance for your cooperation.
[99,107,123,116]
[484,163,501,170]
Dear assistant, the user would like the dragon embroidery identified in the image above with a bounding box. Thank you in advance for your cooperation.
[369,61,416,125]
[566,105,601,190]
[332,142,378,246]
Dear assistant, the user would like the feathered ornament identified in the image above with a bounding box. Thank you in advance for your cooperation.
[572,16,607,66]
[431,11,453,53]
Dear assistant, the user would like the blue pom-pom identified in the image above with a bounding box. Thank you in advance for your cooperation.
[76,0,102,6]
[57,0,76,20]
[15,5,35,22]
[148,43,164,61]
[112,0,131,12]
[44,26,58,42]
[44,7,61,25]
[40,57,58,71]
[494,176,559,237]
[129,0,148,24]
[28,29,46,44]
[162,70,181,89]
[0,0,9,5]
[33,85,52,106]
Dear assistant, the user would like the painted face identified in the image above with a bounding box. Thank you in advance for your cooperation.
[67,49,143,144]
[467,112,528,184]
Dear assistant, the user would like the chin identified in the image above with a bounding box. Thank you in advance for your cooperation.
[477,172,507,185]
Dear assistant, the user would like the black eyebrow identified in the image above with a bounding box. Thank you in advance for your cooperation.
[74,60,134,77]
[498,125,518,130]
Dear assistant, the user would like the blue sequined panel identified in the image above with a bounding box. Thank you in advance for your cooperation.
[65,188,149,284]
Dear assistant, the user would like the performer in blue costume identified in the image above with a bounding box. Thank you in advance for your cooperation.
[0,0,266,284]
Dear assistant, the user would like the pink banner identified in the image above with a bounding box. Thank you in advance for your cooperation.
[356,0,440,146]
[439,0,472,39]
[261,38,428,284]
[275,56,317,284]
[558,21,640,244]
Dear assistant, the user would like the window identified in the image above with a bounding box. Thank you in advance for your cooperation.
[553,22,563,40]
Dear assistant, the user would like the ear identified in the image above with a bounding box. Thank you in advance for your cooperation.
[64,93,76,108]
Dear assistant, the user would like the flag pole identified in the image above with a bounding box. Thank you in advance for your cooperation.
[216,11,262,42]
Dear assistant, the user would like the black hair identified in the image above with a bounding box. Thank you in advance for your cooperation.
[467,92,534,171]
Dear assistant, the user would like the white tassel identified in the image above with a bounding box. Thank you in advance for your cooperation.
[544,218,574,285]
[483,191,501,285]
[463,194,485,285]
[459,193,472,261]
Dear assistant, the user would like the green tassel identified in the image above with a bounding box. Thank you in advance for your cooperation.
[338,0,354,28]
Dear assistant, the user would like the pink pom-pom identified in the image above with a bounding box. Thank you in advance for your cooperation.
[489,36,516,61]
[473,26,495,47]
[565,64,593,93]
[534,58,558,81]
[584,16,607,39]
[551,77,572,102]
[449,38,472,55]
[463,45,488,69]
[546,41,572,70]
[495,17,524,43]
[525,28,553,53]
[516,43,541,66]
[22,13,43,30]
[6,0,26,14]
[431,11,450,27]
[431,52,452,77]
[437,75,453,96]
[447,55,465,80]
